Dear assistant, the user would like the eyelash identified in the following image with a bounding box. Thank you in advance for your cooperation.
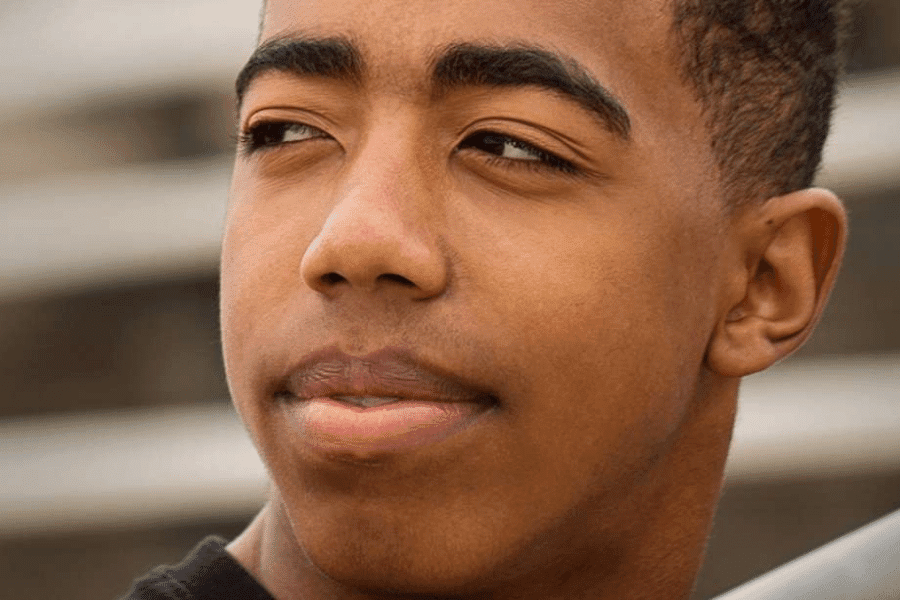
[237,121,329,155]
[456,131,579,175]
[238,121,579,175]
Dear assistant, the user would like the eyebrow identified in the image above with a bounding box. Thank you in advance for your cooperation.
[235,36,631,140]
[431,43,631,140]
[235,36,364,105]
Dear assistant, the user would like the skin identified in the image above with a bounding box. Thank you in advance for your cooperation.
[220,0,847,598]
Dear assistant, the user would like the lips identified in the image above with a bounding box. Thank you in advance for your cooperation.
[276,347,497,457]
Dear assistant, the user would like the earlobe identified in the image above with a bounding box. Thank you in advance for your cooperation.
[706,188,847,378]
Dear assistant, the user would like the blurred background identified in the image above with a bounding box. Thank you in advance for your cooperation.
[0,1,897,599]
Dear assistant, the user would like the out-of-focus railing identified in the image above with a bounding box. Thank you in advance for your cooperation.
[0,0,257,114]
[0,402,267,537]
[712,507,900,600]
[0,159,230,299]
[725,353,900,483]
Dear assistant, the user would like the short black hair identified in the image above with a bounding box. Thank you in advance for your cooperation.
[671,0,852,206]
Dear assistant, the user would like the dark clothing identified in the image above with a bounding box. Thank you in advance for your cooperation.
[118,536,274,600]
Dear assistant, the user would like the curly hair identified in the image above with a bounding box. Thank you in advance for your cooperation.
[670,0,853,206]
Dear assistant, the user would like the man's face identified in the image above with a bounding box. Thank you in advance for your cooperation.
[222,0,730,593]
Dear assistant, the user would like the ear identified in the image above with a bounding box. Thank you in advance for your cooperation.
[706,188,847,377]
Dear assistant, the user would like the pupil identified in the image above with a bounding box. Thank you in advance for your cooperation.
[460,132,514,156]
[254,123,286,146]
[476,133,507,156]
[480,134,507,155]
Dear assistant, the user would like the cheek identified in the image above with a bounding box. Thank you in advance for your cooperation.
[220,176,313,400]
[463,206,713,356]
[456,201,721,473]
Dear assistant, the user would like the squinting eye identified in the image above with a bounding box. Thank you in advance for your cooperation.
[462,133,540,160]
[457,131,577,174]
[239,121,328,153]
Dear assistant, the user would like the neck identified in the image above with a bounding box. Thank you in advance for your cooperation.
[595,375,738,599]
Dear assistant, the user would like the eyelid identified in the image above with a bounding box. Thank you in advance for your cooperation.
[240,116,327,137]
[240,103,341,138]
[456,130,581,175]
[237,119,331,156]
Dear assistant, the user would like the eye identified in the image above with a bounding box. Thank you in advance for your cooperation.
[457,131,578,174]
[238,121,329,154]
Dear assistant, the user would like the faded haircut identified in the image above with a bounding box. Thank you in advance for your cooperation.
[671,0,853,206]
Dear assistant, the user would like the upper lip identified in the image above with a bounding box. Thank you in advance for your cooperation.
[280,346,496,405]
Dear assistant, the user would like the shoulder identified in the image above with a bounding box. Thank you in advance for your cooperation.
[117,536,274,600]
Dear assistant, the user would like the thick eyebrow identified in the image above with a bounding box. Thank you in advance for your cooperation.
[235,36,364,107]
[235,37,631,141]
[431,43,631,140]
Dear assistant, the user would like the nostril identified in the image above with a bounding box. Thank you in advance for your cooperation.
[321,272,346,286]
[377,273,416,287]
[316,272,417,289]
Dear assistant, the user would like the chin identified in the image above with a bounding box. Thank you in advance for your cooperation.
[283,498,521,598]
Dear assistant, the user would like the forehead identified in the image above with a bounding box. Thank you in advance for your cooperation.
[263,0,669,48]
[263,0,669,39]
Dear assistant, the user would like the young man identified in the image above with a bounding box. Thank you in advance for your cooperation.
[121,0,848,598]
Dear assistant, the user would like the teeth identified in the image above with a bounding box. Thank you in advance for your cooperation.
[333,396,400,408]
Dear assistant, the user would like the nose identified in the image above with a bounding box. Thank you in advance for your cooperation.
[299,161,449,301]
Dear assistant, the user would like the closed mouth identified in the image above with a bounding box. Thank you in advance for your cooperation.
[273,346,498,458]
[275,346,498,408]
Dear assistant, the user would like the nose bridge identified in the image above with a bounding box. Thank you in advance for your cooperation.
[346,126,428,224]
[299,114,448,298]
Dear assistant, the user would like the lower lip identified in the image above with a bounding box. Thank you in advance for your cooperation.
[287,397,488,456]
